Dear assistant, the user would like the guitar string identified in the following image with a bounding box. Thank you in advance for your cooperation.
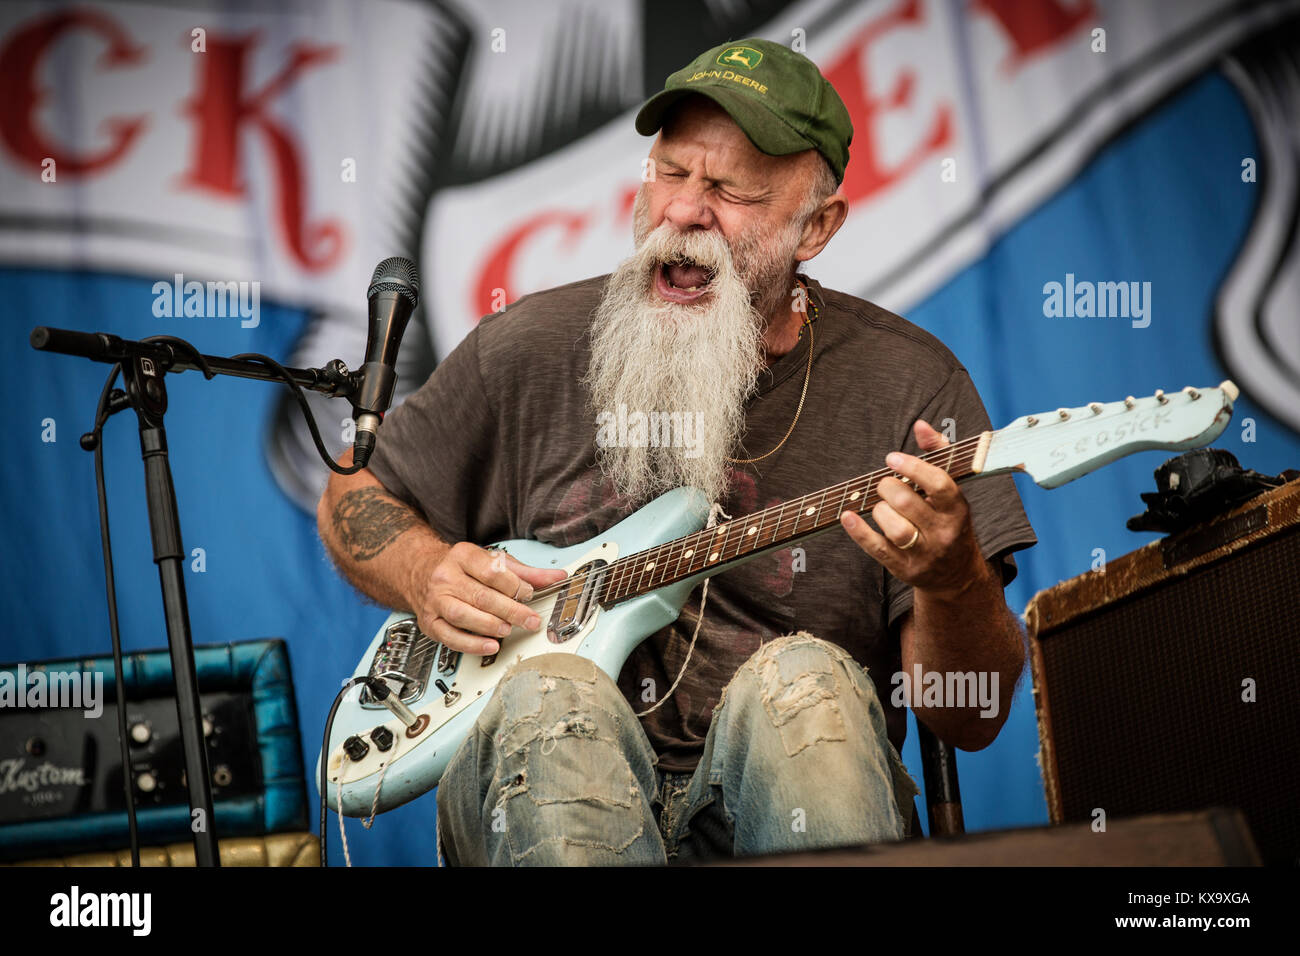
[393,441,984,662]
[392,440,984,663]
[390,439,983,662]
[598,441,981,602]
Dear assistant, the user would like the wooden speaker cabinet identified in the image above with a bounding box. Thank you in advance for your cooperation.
[1026,478,1300,865]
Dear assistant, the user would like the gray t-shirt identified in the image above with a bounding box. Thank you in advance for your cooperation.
[367,273,1037,772]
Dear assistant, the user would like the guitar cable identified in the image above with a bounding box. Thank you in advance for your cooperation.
[635,502,731,717]
[320,676,371,867]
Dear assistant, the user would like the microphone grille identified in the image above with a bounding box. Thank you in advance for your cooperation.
[367,256,420,306]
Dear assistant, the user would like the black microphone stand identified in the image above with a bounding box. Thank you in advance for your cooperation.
[29,326,360,868]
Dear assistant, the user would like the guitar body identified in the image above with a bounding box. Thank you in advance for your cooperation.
[320,381,1239,820]
[320,486,710,817]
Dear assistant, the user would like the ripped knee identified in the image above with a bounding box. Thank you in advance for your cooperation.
[490,658,647,861]
[725,632,860,757]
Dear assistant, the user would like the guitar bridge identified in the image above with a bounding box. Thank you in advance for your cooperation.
[360,618,459,709]
[547,559,607,644]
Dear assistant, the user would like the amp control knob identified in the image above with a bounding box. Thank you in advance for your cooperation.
[370,726,395,752]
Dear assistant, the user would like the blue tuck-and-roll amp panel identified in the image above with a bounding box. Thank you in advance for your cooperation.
[0,639,308,862]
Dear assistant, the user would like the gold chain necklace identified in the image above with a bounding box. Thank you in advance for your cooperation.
[726,293,817,465]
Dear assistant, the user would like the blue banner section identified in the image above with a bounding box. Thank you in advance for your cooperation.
[3,68,1296,866]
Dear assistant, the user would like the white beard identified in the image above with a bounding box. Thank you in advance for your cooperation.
[584,190,805,506]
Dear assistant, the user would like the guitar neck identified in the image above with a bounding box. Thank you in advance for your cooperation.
[599,433,992,606]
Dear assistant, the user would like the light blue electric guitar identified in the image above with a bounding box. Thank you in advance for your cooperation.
[322,382,1237,817]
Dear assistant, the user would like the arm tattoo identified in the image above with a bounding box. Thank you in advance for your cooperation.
[333,487,420,561]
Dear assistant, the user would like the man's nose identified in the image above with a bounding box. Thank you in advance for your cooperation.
[662,188,715,232]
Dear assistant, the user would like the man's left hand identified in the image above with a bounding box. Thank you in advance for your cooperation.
[839,419,989,597]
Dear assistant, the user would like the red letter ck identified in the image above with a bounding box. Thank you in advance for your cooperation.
[180,35,344,271]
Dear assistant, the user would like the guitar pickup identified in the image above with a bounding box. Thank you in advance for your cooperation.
[547,560,606,644]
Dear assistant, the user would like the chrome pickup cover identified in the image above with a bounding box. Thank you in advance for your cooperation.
[547,559,607,644]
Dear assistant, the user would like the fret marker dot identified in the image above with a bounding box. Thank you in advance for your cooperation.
[716,526,727,535]
[644,561,655,572]
[683,549,693,559]
[709,552,719,562]
[849,491,860,500]
[747,526,757,535]
[804,507,815,516]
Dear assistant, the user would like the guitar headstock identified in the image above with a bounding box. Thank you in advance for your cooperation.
[978,382,1238,488]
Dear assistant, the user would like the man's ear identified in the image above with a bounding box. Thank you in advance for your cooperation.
[796,193,848,262]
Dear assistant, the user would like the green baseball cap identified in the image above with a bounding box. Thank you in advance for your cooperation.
[635,38,853,184]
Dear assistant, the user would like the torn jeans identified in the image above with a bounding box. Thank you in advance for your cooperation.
[435,631,920,865]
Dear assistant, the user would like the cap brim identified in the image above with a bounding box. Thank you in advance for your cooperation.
[634,86,814,159]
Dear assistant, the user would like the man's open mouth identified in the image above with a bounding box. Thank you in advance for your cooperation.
[655,257,716,304]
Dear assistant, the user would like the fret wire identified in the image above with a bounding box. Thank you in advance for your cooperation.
[636,538,668,598]
[834,479,851,524]
[710,519,730,567]
[606,558,625,604]
[602,439,984,603]
[791,490,810,534]
[676,528,696,580]
[633,542,654,594]
[678,529,697,583]
[727,518,742,563]
[727,512,748,561]
[655,538,678,592]
[647,540,668,590]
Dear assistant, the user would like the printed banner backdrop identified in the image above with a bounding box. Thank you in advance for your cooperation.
[3,0,1299,866]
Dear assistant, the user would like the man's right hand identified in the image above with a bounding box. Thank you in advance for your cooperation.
[406,542,568,655]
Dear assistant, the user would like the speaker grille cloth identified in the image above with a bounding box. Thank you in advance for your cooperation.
[1040,525,1300,864]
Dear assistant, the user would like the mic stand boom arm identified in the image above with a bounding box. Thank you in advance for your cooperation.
[30,326,358,398]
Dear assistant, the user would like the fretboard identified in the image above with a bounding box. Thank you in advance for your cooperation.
[598,434,986,606]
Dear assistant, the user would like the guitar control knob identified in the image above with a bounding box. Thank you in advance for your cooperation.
[370,726,395,752]
[130,722,152,745]
[137,771,157,793]
[343,735,370,762]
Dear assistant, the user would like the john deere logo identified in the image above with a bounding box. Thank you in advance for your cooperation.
[717,46,762,70]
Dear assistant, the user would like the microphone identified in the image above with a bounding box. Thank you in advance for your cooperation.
[352,256,420,468]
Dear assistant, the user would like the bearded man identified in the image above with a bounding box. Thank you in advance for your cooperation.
[318,38,1036,865]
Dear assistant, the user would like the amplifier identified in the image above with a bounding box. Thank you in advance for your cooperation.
[0,639,308,862]
[1025,478,1300,865]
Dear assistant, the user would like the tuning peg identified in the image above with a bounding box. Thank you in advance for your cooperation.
[1088,402,1103,414]
[1155,389,1168,405]
[1124,396,1136,409]
[1026,415,1039,427]
[1057,408,1070,421]
[1184,386,1201,400]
